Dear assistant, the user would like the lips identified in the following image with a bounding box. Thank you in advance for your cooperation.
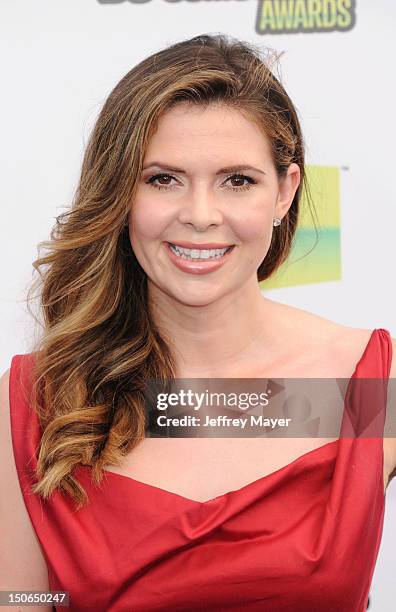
[164,241,235,275]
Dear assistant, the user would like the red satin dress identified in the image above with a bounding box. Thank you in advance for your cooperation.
[9,328,393,612]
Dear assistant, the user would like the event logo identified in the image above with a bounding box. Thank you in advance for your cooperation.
[97,0,356,36]
[263,166,341,290]
[256,0,356,34]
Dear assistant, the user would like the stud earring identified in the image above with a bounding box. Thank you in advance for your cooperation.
[273,218,281,227]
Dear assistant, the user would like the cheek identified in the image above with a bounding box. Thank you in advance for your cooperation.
[129,197,169,243]
[232,204,273,243]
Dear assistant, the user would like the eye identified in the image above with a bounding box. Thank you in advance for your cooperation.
[223,173,256,191]
[145,172,257,192]
[145,173,179,191]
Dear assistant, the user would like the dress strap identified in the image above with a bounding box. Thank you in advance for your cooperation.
[342,328,392,441]
[9,353,41,495]
[354,328,392,378]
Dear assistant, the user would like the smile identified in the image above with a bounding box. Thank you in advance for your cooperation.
[169,243,233,261]
[164,242,236,275]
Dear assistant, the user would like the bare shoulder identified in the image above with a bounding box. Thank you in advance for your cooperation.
[0,366,52,610]
[269,303,396,483]
[264,298,377,374]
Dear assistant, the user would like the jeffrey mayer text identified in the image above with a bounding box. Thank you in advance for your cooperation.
[156,415,292,429]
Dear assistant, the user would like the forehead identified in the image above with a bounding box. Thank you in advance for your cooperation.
[145,102,272,160]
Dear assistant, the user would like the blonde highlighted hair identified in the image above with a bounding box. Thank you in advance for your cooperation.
[25,33,316,509]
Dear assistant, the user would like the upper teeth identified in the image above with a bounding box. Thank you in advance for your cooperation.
[170,244,229,259]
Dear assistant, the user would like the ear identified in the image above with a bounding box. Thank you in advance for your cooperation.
[275,163,301,219]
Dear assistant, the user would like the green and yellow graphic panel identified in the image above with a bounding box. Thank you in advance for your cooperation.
[261,166,341,289]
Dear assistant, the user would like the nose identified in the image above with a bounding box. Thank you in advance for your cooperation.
[177,186,224,231]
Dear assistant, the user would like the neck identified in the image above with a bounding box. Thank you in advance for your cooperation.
[148,279,278,377]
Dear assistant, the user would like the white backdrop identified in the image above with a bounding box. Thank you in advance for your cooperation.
[1,1,395,609]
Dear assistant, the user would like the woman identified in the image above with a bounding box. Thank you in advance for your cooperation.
[1,33,395,612]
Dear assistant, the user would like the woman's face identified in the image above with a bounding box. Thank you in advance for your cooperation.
[128,102,300,306]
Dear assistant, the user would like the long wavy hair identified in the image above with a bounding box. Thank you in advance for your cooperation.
[25,32,316,509]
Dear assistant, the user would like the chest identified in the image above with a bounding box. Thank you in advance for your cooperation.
[104,339,392,500]
[105,437,334,500]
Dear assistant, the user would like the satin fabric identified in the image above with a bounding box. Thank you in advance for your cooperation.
[9,328,392,612]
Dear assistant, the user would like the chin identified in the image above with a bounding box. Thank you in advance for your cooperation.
[169,288,224,307]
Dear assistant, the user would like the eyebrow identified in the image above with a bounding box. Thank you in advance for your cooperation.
[142,162,267,176]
